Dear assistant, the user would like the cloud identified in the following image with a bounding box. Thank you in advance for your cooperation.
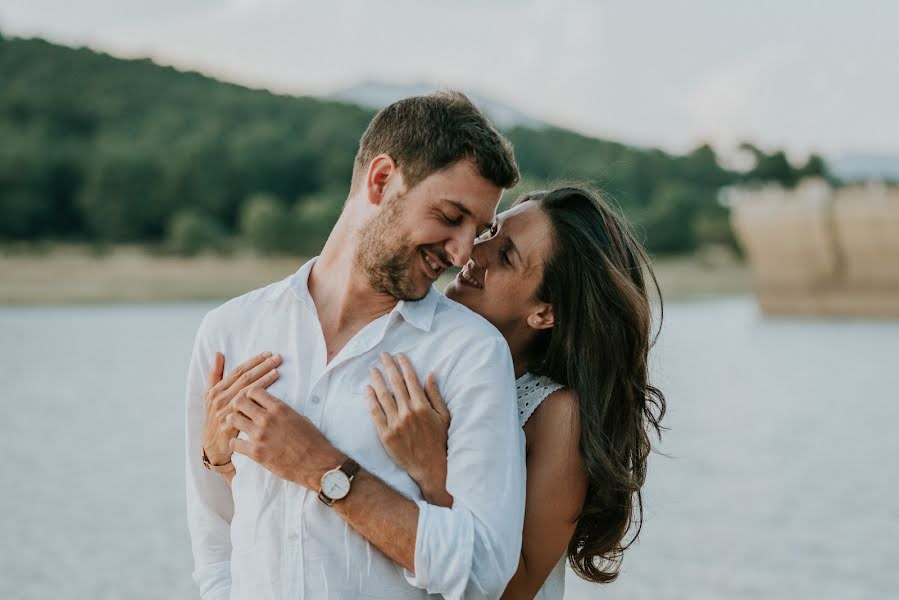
[2,0,897,155]
[681,43,803,149]
[221,0,291,18]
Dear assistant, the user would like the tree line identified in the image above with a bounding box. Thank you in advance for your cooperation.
[0,34,829,256]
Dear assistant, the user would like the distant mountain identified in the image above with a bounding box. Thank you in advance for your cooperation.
[327,81,547,130]
[829,153,899,183]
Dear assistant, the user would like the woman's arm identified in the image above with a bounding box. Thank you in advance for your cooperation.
[367,357,587,599]
[367,353,454,506]
[202,350,282,485]
[501,388,586,599]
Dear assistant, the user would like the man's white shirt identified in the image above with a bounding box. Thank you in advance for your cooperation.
[185,258,526,599]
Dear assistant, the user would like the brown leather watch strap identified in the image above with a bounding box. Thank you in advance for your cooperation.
[339,458,361,478]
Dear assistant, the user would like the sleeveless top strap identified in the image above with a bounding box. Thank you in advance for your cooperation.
[516,372,565,426]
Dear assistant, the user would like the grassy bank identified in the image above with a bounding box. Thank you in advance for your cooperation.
[0,245,751,305]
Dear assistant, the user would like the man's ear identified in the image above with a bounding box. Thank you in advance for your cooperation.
[365,154,399,206]
[526,303,554,331]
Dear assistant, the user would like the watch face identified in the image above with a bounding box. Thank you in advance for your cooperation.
[321,470,351,500]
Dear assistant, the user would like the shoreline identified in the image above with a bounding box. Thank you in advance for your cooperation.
[0,245,751,305]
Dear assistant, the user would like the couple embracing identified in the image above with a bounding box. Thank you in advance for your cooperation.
[186,91,665,600]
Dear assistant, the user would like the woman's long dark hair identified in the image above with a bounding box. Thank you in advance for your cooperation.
[518,185,666,583]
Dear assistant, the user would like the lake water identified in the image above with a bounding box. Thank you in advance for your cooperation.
[1,298,897,599]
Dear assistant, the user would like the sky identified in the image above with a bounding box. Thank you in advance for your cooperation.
[2,0,897,161]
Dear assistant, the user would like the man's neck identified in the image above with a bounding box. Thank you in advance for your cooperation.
[308,231,398,362]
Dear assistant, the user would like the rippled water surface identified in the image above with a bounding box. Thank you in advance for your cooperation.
[2,298,897,599]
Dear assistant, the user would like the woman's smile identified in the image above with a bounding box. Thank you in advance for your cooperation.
[458,263,483,289]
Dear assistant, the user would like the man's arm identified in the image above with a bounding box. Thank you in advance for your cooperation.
[229,336,525,600]
[332,468,420,570]
[400,336,525,598]
[185,314,234,600]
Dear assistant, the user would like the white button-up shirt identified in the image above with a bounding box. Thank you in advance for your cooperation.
[185,258,525,600]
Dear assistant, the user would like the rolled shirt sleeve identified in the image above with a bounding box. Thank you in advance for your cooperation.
[404,336,526,599]
[185,313,235,599]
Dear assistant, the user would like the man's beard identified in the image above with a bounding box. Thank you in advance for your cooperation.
[353,195,429,302]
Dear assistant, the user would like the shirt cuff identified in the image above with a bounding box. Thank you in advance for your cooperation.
[403,499,475,599]
[192,560,231,600]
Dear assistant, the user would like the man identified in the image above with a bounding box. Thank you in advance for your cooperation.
[185,92,525,599]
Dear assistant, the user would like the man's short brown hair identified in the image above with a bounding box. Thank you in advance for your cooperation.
[351,91,520,192]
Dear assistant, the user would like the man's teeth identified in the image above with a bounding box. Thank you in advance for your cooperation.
[461,270,482,288]
[424,253,441,272]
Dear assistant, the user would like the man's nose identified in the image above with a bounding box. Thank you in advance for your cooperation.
[445,231,475,267]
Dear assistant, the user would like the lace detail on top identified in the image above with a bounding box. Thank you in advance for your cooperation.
[516,372,564,426]
[516,371,568,599]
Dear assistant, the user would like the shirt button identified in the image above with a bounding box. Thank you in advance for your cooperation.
[310,395,321,405]
[288,530,299,542]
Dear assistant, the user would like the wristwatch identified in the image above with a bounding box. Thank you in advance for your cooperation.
[318,458,361,506]
[202,447,236,474]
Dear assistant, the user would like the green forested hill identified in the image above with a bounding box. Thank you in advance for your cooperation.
[0,34,824,254]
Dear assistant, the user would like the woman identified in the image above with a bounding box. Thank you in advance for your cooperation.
[204,185,666,599]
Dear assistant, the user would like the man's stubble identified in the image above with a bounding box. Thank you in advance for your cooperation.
[353,193,427,302]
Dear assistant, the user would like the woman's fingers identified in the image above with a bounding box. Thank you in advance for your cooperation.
[366,385,388,431]
[380,353,410,410]
[424,371,450,422]
[369,367,397,420]
[216,351,270,391]
[223,353,282,398]
[207,352,225,388]
[215,352,274,393]
[256,368,280,390]
[396,353,427,409]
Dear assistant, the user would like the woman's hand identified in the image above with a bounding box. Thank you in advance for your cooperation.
[367,352,453,506]
[204,351,282,466]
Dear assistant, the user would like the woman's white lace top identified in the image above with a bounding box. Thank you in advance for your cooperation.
[517,371,565,425]
[515,371,567,600]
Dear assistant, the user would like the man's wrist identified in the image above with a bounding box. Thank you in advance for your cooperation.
[298,447,348,490]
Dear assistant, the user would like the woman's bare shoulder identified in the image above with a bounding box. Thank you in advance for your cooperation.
[524,386,581,450]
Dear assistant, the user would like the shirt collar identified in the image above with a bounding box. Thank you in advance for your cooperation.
[288,256,318,307]
[290,256,438,333]
[394,286,439,333]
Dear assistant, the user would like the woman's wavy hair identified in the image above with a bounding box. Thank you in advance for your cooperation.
[517,185,666,583]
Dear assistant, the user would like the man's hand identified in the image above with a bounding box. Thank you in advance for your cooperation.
[203,351,282,464]
[227,387,345,489]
